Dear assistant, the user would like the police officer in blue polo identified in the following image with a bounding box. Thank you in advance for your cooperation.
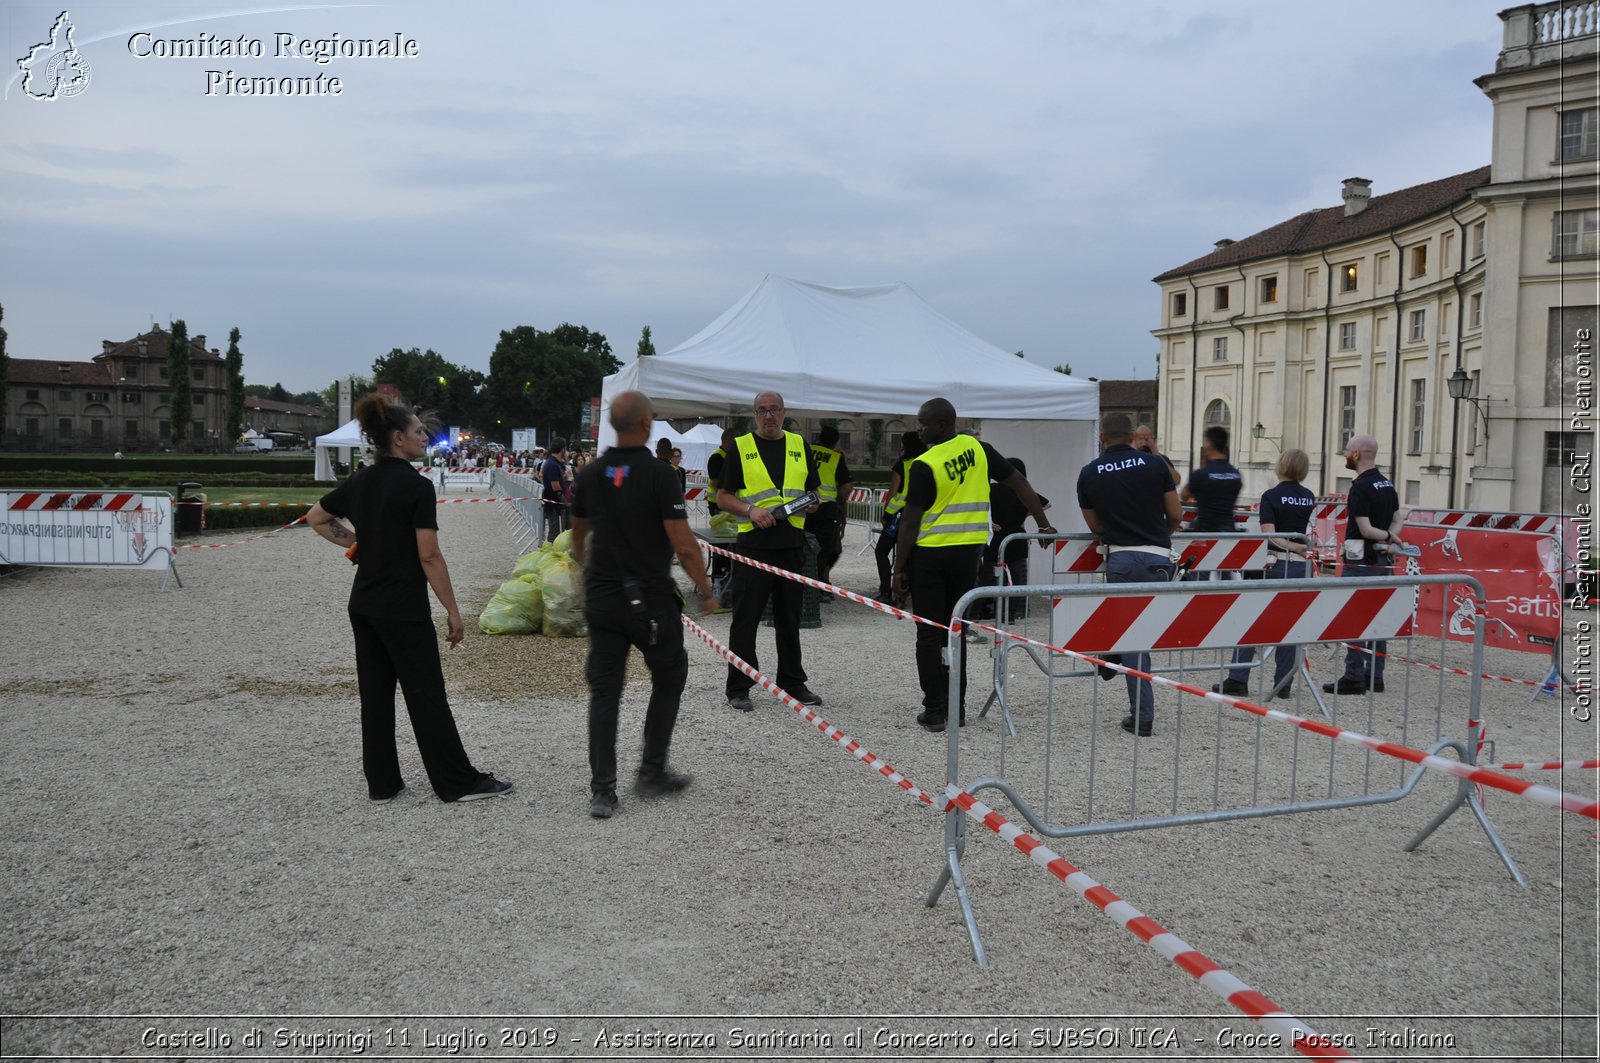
[1076,411,1182,736]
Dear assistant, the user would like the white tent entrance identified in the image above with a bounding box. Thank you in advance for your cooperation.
[599,276,1100,534]
[314,418,366,481]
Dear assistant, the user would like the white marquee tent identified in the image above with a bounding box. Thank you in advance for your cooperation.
[313,418,366,481]
[599,275,1100,530]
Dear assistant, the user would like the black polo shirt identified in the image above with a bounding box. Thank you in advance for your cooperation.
[1076,443,1175,548]
[318,457,438,620]
[1187,458,1243,531]
[717,432,820,550]
[571,444,686,595]
[1259,481,1316,537]
[1345,466,1399,565]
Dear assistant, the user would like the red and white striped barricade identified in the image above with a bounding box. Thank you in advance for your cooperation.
[1042,532,1287,578]
[431,465,494,492]
[846,486,886,554]
[2,489,180,589]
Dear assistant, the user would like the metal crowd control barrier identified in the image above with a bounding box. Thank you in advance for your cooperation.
[491,469,543,551]
[850,486,887,556]
[929,573,1516,966]
[1,489,182,590]
[981,532,1326,731]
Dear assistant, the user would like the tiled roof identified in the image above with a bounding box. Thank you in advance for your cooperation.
[7,359,113,387]
[1098,378,1155,408]
[96,325,225,363]
[1153,166,1492,282]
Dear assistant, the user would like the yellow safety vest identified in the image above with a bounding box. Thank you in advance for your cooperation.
[734,431,807,533]
[706,446,726,496]
[912,434,990,547]
[810,444,843,502]
[884,457,912,515]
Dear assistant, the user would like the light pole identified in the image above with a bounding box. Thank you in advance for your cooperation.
[1251,421,1280,451]
[1446,367,1489,441]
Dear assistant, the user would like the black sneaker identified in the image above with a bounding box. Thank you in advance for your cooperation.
[633,769,693,798]
[370,785,404,804]
[1097,653,1121,681]
[727,691,754,712]
[917,711,947,733]
[454,775,513,802]
[1212,679,1249,696]
[1275,687,1294,699]
[589,790,618,818]
[1120,715,1153,737]
[1322,678,1370,695]
[788,686,823,707]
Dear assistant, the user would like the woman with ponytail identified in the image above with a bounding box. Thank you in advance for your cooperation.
[307,395,512,804]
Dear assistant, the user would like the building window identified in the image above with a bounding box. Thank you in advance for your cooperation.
[1405,480,1421,505]
[159,366,168,380]
[1171,291,1187,318]
[193,367,205,382]
[1554,208,1599,258]
[1204,399,1231,427]
[1303,268,1319,300]
[25,388,40,400]
[1409,380,1425,455]
[1472,223,1486,259]
[1259,275,1278,303]
[1214,285,1230,310]
[87,391,109,402]
[1469,292,1482,328]
[1339,386,1357,448]
[90,420,104,441]
[125,419,138,437]
[1339,322,1357,350]
[1559,107,1599,162]
[1340,262,1359,293]
[1375,252,1389,286]
[122,392,142,405]
[1546,431,1583,468]
[1409,309,1426,342]
[57,389,71,401]
[158,421,170,439]
[1409,244,1428,278]
[1212,336,1228,361]
[58,418,72,436]
[159,393,172,405]
[24,417,39,436]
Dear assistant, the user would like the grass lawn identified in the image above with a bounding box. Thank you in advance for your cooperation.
[204,486,326,505]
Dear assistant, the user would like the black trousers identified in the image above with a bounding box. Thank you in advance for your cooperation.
[908,543,983,717]
[349,610,484,801]
[726,542,807,695]
[875,527,896,595]
[543,500,567,543]
[806,502,845,582]
[584,585,687,794]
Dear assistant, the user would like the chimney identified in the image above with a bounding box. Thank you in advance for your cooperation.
[1342,177,1372,217]
[193,334,205,348]
[57,363,71,382]
[1214,238,1235,250]
[102,341,114,351]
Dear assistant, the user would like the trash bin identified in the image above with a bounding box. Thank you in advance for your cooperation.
[176,482,205,536]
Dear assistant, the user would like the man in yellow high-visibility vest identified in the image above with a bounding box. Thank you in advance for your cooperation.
[714,390,823,713]
[892,397,1054,733]
[806,425,853,597]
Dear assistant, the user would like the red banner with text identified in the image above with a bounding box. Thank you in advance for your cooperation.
[1405,524,1562,654]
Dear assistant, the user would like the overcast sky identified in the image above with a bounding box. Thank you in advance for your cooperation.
[2,1,1507,394]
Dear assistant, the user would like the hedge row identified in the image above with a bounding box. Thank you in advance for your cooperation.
[185,504,313,534]
[0,454,315,475]
[0,472,325,489]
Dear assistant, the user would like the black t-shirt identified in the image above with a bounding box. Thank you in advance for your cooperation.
[718,432,820,550]
[318,457,439,620]
[1258,481,1316,541]
[541,455,566,503]
[1076,443,1175,548]
[1346,466,1399,564]
[571,445,687,595]
[706,449,725,514]
[1187,458,1243,531]
[989,481,1049,562]
[904,439,1015,511]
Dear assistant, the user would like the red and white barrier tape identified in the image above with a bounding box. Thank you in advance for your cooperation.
[682,610,1353,1055]
[1493,759,1600,772]
[680,614,933,807]
[1338,642,1592,697]
[701,540,1600,822]
[946,789,1356,1060]
[188,495,546,507]
[177,515,308,549]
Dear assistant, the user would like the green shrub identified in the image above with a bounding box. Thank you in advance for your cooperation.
[189,503,313,534]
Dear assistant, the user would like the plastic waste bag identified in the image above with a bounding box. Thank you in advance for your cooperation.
[478,577,543,635]
[541,557,587,638]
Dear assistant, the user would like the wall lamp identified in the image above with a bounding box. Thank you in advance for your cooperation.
[1251,422,1280,450]
[1446,367,1489,442]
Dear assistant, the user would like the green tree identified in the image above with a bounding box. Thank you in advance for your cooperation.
[167,319,193,447]
[371,348,484,432]
[866,417,885,467]
[289,389,325,406]
[637,325,656,357]
[1015,350,1025,358]
[0,303,8,444]
[1055,363,1072,375]
[485,323,618,441]
[224,327,245,442]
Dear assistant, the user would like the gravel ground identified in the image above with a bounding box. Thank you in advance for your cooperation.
[1,499,1596,1061]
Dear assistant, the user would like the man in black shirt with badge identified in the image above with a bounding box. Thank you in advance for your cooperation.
[571,391,719,820]
[715,390,823,713]
[1181,425,1242,533]
[1077,412,1182,736]
[1324,433,1405,695]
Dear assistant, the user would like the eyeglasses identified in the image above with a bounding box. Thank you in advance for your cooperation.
[754,406,784,415]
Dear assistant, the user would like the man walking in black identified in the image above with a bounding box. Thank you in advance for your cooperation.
[570,391,719,819]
